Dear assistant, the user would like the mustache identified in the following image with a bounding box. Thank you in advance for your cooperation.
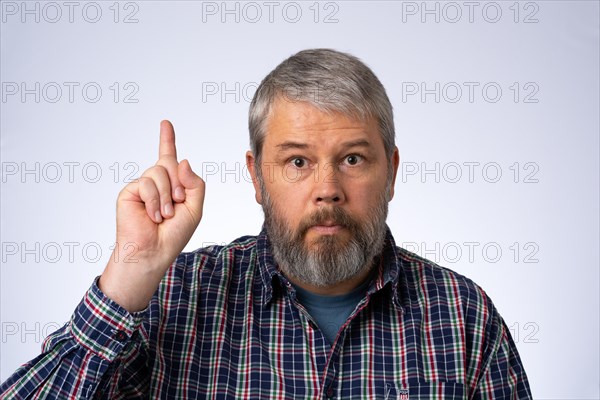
[296,206,359,238]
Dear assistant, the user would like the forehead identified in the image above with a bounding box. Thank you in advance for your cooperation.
[263,97,382,148]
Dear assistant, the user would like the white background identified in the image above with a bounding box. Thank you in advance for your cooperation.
[1,1,599,398]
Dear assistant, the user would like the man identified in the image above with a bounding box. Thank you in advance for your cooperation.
[0,49,532,399]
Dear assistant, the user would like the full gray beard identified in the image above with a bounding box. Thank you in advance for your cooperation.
[260,186,389,288]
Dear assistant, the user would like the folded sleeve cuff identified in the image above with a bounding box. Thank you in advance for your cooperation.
[69,276,147,361]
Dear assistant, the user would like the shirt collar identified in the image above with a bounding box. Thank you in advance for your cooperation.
[256,222,281,306]
[256,223,407,313]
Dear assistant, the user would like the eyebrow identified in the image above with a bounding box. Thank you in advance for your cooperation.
[275,139,372,151]
[276,141,309,151]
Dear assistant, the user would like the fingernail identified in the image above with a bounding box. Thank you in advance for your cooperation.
[175,187,185,200]
[164,203,173,216]
[155,211,162,223]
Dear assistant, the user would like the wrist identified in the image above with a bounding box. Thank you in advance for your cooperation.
[99,258,166,312]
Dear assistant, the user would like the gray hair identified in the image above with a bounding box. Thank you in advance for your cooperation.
[248,49,395,174]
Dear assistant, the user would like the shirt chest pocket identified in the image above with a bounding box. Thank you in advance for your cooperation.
[383,380,467,400]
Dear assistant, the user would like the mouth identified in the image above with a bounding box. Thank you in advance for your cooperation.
[309,221,344,234]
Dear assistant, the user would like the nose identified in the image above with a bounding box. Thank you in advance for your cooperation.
[312,163,345,205]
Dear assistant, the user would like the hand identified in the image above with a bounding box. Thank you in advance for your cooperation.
[99,120,205,311]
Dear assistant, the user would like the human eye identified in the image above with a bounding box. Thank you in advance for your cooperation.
[343,154,364,166]
[288,156,309,169]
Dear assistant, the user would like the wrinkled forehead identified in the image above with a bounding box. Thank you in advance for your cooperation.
[263,97,380,146]
[266,92,371,124]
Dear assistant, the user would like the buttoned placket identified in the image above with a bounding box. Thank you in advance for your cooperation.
[287,279,381,400]
[257,225,407,398]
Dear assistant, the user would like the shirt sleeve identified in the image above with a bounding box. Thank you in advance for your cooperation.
[472,310,533,399]
[0,277,150,399]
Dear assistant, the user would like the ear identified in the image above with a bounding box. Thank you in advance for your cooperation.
[388,146,400,201]
[246,150,263,204]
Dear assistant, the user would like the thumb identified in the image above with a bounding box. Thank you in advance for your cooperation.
[178,159,205,214]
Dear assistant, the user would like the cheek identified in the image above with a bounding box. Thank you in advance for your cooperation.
[266,180,310,222]
[346,179,387,211]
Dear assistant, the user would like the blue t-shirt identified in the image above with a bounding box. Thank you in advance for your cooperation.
[292,273,374,345]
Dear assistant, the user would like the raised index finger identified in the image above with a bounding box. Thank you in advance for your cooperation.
[159,120,178,160]
[157,119,185,202]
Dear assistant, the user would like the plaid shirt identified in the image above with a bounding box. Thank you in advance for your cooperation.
[1,225,532,399]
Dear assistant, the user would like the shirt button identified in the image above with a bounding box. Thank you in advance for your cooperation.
[326,387,334,398]
[114,330,127,342]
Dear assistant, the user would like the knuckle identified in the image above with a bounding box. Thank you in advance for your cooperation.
[160,192,173,203]
[118,182,136,199]
[142,165,166,179]
[137,175,152,185]
[155,159,175,172]
[146,196,160,206]
[154,164,168,174]
[156,160,178,178]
